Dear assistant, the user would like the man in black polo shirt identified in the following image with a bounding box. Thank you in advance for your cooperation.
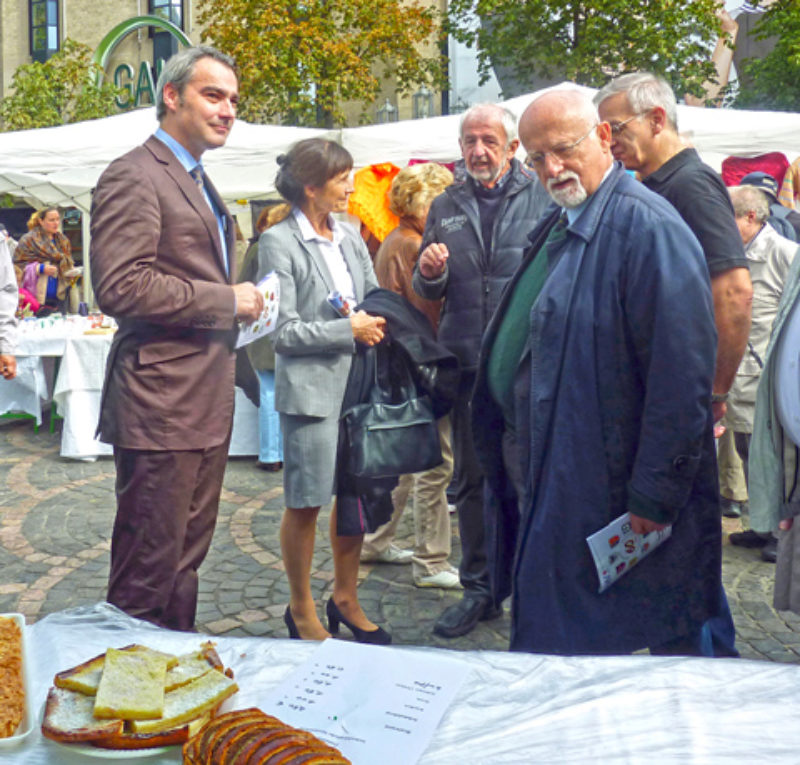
[595,73,752,658]
[595,73,751,428]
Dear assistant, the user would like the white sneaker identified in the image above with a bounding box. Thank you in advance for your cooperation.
[415,569,463,589]
[372,544,414,564]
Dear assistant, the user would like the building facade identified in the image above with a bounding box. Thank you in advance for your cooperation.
[1,2,205,104]
[0,0,500,125]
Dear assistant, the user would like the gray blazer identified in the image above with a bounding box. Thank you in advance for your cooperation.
[257,212,378,418]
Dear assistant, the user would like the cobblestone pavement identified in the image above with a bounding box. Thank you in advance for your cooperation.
[2,416,799,662]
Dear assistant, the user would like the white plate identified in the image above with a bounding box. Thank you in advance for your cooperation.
[49,740,173,759]
[0,613,34,750]
[40,703,175,760]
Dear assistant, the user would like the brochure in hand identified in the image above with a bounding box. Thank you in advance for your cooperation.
[236,271,280,349]
[586,512,672,593]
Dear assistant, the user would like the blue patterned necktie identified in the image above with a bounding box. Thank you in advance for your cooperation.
[190,165,205,193]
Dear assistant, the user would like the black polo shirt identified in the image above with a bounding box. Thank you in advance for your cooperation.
[643,148,749,277]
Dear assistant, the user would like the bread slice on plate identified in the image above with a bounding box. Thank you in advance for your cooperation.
[89,710,213,750]
[93,647,169,720]
[41,686,124,743]
[54,644,178,696]
[129,668,238,734]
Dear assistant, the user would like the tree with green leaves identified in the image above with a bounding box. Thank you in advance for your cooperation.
[197,0,445,127]
[447,0,724,101]
[0,39,124,131]
[735,0,800,111]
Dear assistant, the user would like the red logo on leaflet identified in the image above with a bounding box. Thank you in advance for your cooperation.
[608,535,620,548]
[615,561,626,574]
[624,539,636,554]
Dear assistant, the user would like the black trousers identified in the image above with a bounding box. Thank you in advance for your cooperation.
[108,434,230,631]
[451,372,490,596]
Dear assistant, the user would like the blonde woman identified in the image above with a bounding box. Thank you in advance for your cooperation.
[360,162,461,589]
[14,207,75,311]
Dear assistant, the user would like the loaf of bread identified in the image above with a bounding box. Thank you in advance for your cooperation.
[94,647,169,720]
[183,708,352,765]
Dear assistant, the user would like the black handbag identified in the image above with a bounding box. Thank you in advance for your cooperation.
[342,353,442,479]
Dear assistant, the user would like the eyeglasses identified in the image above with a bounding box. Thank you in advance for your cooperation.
[608,113,643,136]
[524,123,598,170]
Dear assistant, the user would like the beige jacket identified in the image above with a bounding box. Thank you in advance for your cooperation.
[728,224,798,432]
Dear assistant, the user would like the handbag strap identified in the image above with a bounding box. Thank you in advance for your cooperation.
[369,342,417,405]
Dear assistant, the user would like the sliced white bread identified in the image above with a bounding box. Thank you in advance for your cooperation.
[41,686,124,743]
[54,644,178,696]
[130,669,238,734]
[93,647,169,720]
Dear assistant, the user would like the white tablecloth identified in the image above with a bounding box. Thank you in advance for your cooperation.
[52,333,115,459]
[1,318,259,459]
[5,603,800,764]
[0,356,48,425]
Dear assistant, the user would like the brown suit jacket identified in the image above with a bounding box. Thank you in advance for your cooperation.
[91,135,237,450]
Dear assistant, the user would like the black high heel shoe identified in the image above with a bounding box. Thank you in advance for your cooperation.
[284,605,300,639]
[326,598,391,645]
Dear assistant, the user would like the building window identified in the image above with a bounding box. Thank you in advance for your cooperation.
[149,0,184,68]
[30,0,59,63]
[149,0,183,28]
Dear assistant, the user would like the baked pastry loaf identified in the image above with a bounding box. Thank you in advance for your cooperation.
[183,708,351,765]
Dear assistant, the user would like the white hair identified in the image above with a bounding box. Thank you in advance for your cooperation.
[594,72,678,130]
[459,103,517,145]
[730,185,770,223]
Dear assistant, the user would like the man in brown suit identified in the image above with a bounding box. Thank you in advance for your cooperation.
[90,46,264,630]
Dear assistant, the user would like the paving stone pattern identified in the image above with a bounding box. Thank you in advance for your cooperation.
[1,418,797,662]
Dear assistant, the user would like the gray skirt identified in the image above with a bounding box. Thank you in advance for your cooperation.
[280,411,340,508]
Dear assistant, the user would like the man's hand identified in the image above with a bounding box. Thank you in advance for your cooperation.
[43,264,58,277]
[419,243,449,279]
[629,513,668,535]
[712,400,727,423]
[350,310,386,346]
[232,282,264,324]
[0,354,16,380]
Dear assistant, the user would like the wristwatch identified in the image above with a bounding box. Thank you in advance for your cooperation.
[711,393,729,404]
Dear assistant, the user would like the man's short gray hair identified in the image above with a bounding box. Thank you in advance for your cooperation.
[594,72,678,131]
[156,45,236,121]
[730,185,771,223]
[459,103,517,145]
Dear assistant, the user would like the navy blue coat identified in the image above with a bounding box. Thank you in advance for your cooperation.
[473,163,722,655]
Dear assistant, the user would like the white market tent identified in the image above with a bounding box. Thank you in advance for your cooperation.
[2,81,800,216]
[2,81,800,301]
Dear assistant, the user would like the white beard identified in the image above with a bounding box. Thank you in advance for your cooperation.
[547,171,588,208]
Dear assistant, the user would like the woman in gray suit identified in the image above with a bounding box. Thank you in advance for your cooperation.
[259,138,389,643]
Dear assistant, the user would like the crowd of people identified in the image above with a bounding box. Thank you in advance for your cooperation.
[4,44,800,657]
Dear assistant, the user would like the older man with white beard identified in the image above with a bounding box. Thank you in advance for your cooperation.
[471,90,724,656]
[412,103,550,638]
